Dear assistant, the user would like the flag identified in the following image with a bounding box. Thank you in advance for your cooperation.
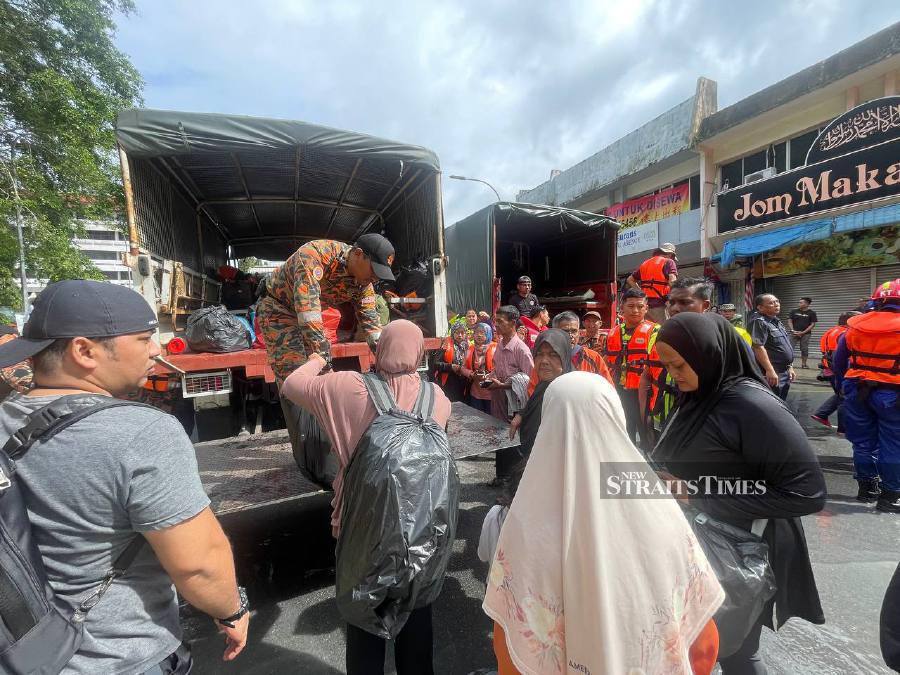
[744,264,755,316]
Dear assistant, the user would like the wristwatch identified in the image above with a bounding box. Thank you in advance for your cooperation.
[217,586,249,628]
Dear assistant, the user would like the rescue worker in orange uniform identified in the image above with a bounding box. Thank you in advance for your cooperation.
[810,311,859,431]
[833,280,900,511]
[606,288,659,444]
[626,242,678,324]
[525,311,613,396]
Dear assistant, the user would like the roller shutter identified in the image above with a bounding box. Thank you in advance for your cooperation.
[766,267,873,361]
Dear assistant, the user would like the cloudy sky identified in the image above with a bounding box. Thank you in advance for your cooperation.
[115,1,899,226]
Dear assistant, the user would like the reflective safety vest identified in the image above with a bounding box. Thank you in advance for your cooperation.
[844,312,900,385]
[646,342,678,417]
[464,342,496,374]
[637,256,671,301]
[819,325,847,371]
[606,320,656,389]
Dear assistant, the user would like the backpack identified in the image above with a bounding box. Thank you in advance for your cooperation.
[0,395,155,674]
[335,374,459,639]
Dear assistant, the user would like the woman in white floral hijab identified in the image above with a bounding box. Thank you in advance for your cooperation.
[483,371,724,675]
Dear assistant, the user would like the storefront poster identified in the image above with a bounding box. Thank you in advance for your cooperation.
[752,224,900,277]
[617,220,658,256]
[606,182,690,228]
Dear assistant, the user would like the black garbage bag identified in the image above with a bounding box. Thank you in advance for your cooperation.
[283,399,338,489]
[686,508,777,658]
[394,261,432,299]
[185,305,250,353]
[336,374,459,639]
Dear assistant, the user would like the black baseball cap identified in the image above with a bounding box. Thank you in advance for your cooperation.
[0,280,159,368]
[355,233,395,281]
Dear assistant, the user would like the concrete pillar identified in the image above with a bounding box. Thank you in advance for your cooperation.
[698,148,717,259]
[846,86,860,110]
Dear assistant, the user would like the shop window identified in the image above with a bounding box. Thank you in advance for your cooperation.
[772,141,787,174]
[790,130,819,169]
[742,150,766,177]
[721,160,742,191]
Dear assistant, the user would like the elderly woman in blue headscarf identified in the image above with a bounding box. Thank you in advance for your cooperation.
[466,322,496,413]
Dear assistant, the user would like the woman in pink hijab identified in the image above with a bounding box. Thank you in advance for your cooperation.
[281,319,451,675]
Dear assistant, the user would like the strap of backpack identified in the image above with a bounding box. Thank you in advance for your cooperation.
[361,373,397,416]
[3,395,159,460]
[74,535,146,621]
[412,377,435,420]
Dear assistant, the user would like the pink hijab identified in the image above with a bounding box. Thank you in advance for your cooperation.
[282,320,451,537]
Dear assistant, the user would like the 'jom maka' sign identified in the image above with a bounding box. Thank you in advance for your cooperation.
[717,96,900,233]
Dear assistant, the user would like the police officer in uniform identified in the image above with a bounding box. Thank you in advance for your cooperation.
[833,279,900,510]
[507,276,539,318]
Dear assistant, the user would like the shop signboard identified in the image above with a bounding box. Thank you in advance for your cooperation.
[606,182,690,228]
[752,224,900,277]
[617,220,658,256]
[718,96,900,233]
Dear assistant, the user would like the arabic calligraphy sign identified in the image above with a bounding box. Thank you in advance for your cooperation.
[807,96,900,164]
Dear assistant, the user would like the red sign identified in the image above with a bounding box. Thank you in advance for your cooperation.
[605,182,690,228]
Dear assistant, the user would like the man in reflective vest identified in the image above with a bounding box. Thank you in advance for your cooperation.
[810,311,859,431]
[833,280,900,510]
[606,288,658,444]
[626,242,678,324]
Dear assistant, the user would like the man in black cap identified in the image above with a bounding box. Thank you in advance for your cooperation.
[0,280,248,673]
[507,275,539,318]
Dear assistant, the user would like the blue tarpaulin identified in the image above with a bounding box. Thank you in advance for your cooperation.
[716,201,900,266]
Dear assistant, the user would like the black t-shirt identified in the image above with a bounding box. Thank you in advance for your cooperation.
[508,292,539,318]
[789,309,818,332]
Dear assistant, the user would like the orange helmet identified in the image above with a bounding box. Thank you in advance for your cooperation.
[871,278,900,302]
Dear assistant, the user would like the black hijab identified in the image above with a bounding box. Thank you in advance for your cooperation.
[653,312,765,461]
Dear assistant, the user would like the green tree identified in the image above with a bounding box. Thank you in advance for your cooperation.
[0,0,143,308]
[236,256,262,273]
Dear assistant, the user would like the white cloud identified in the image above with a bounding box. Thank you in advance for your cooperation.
[115,1,899,224]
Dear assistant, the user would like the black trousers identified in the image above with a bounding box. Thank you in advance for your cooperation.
[719,614,767,675]
[617,387,642,445]
[345,605,434,675]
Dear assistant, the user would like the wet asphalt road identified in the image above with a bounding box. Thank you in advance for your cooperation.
[184,371,899,674]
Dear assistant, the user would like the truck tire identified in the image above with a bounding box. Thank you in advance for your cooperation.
[280,397,338,489]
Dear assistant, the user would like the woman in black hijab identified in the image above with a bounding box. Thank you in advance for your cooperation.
[653,312,826,675]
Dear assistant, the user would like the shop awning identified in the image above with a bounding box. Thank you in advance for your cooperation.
[715,201,900,267]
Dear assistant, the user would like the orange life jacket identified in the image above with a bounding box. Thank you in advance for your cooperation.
[605,320,656,389]
[637,256,671,301]
[844,312,900,385]
[437,338,466,386]
[464,342,496,373]
[819,325,847,371]
[646,342,678,415]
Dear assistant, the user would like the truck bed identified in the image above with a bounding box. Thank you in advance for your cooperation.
[196,401,517,514]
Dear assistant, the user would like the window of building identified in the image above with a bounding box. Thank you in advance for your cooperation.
[720,160,743,191]
[86,250,119,261]
[85,229,117,240]
[789,130,819,169]
[689,174,700,210]
[102,270,120,280]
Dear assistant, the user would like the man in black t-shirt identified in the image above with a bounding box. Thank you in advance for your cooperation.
[788,297,818,369]
[508,276,539,318]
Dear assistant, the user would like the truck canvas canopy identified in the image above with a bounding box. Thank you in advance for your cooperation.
[445,202,618,315]
[115,108,442,264]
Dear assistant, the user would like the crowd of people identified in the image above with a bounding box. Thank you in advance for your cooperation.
[0,231,897,674]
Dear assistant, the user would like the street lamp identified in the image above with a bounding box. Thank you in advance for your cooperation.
[448,175,502,202]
